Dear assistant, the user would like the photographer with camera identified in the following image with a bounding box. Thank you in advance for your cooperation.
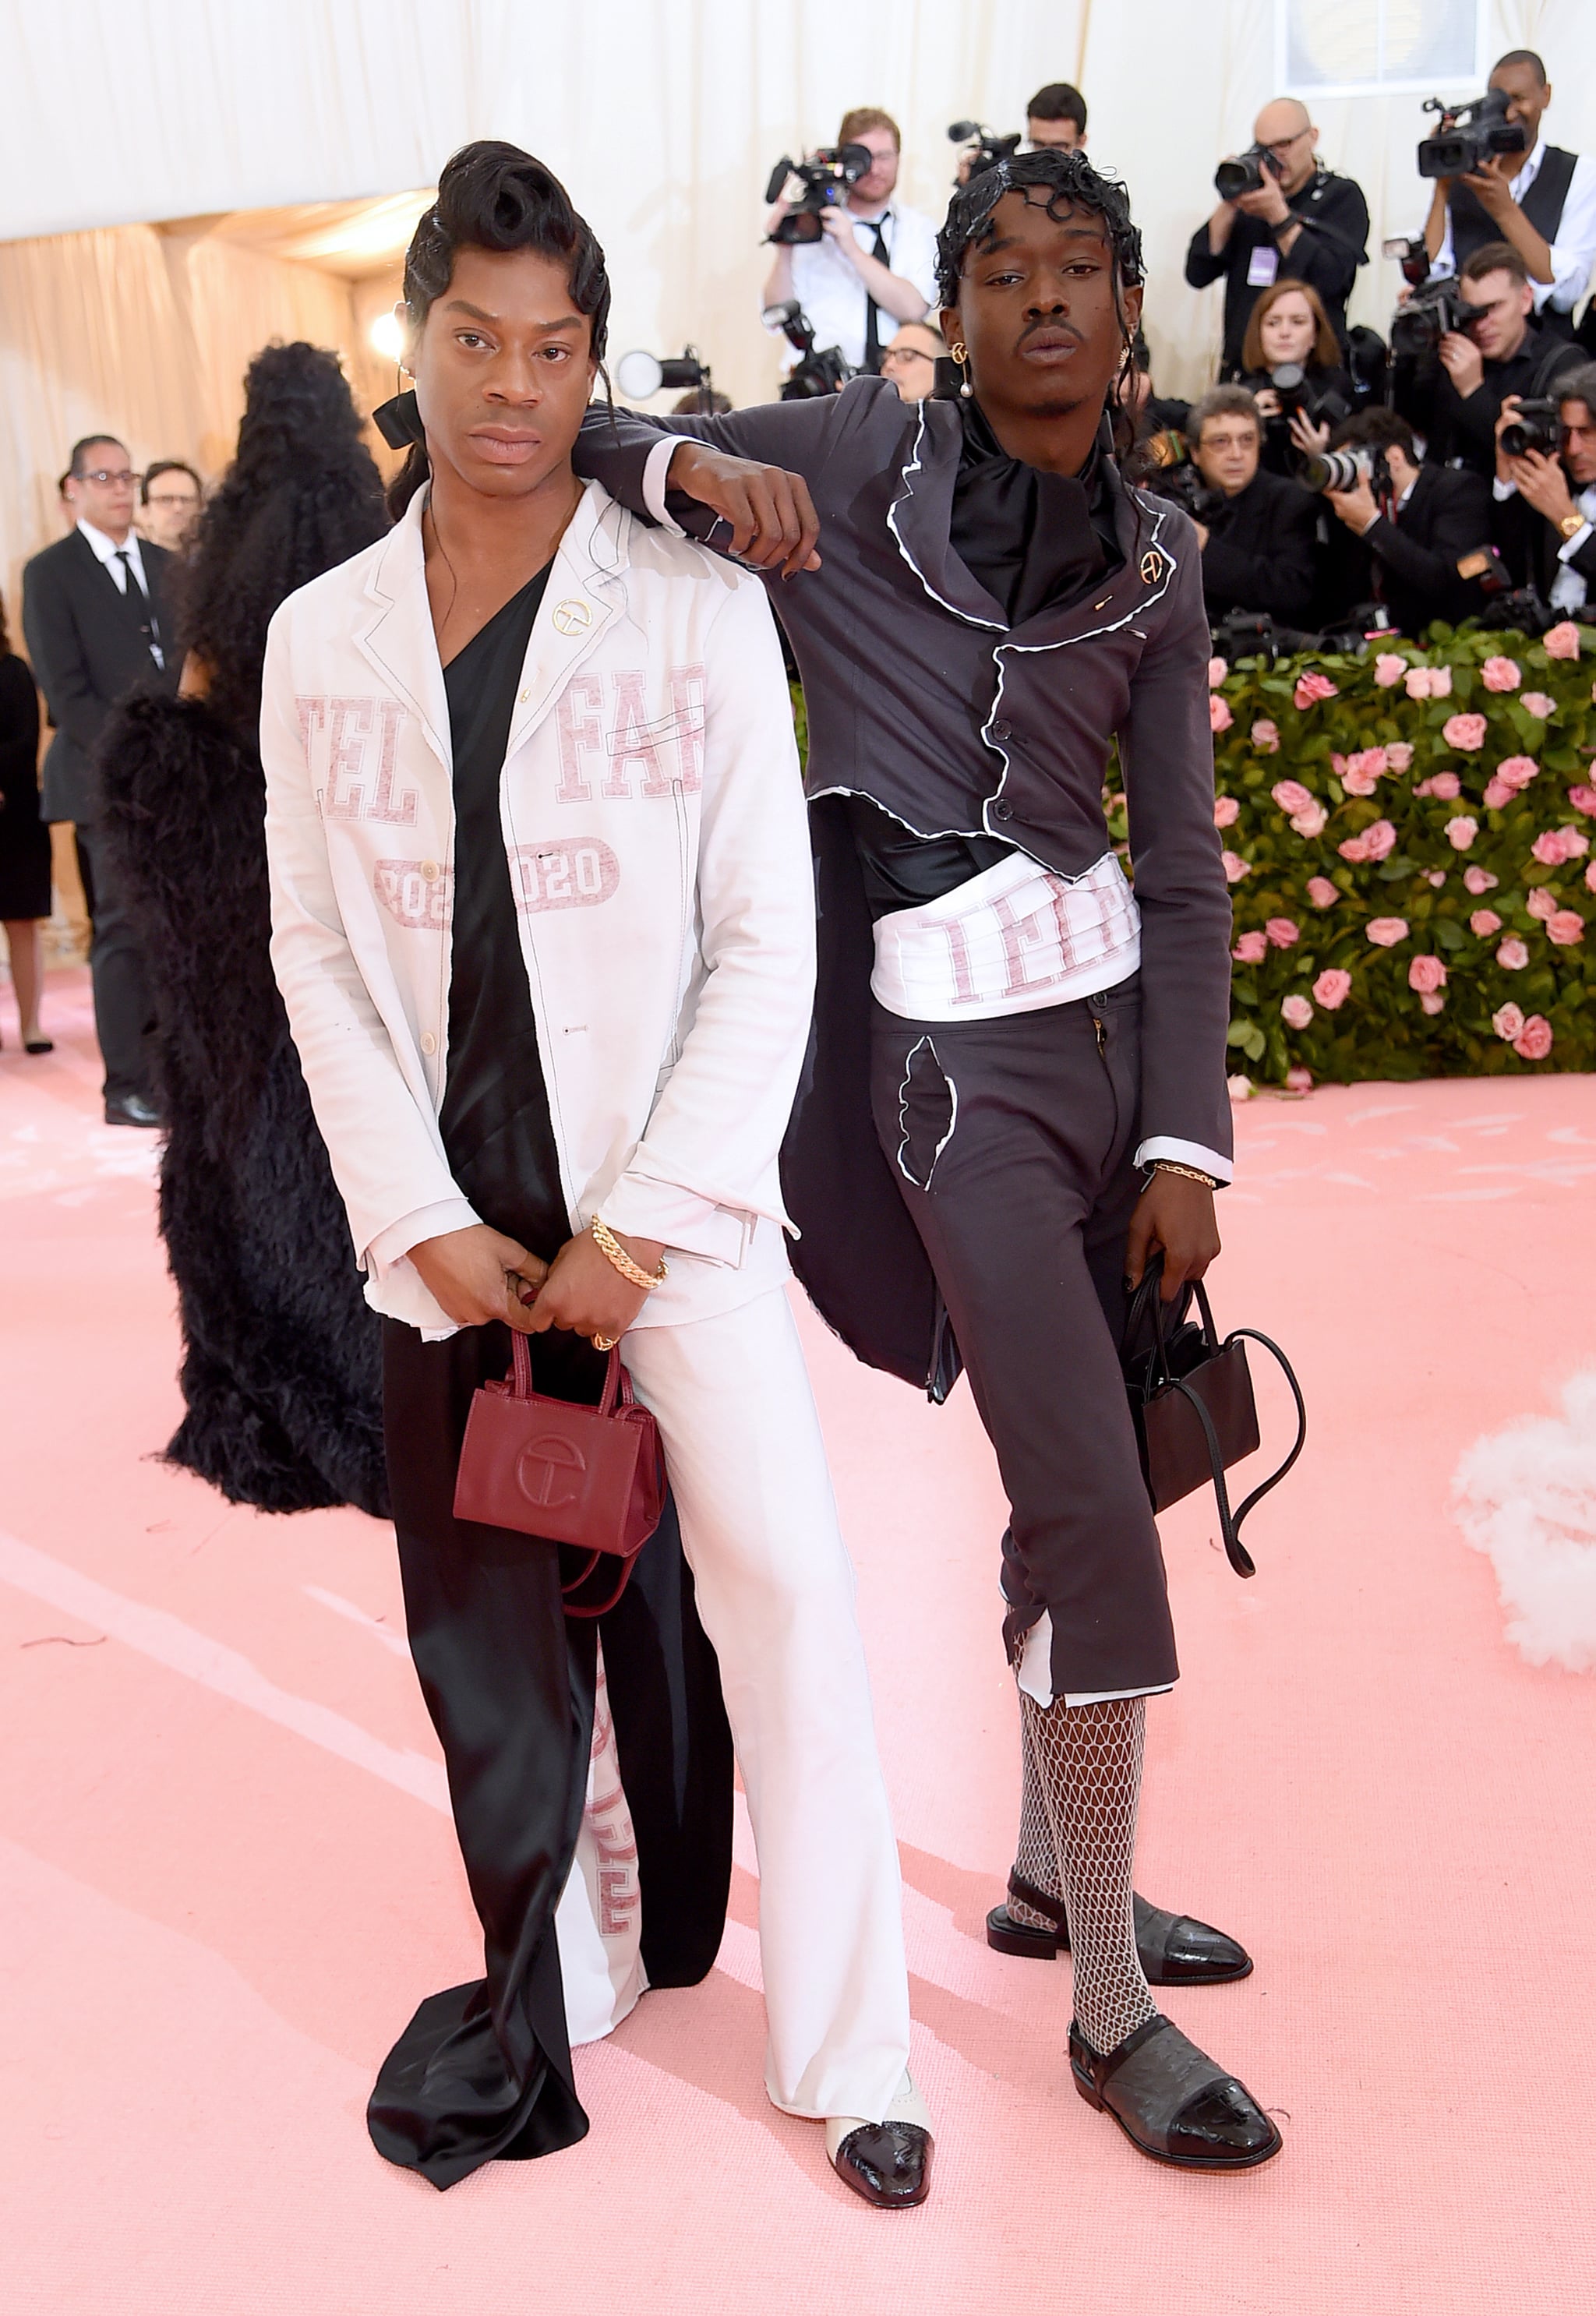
[1184,384,1317,626]
[1231,280,1354,475]
[1491,367,1596,613]
[1394,239,1585,480]
[1026,83,1088,154]
[1423,51,1596,344]
[1185,97,1369,372]
[1312,407,1493,637]
[763,108,937,376]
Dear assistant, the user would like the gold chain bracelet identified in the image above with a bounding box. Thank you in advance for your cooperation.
[1152,1159,1220,1190]
[590,1214,669,1292]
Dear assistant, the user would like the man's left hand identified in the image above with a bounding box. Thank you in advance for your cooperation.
[1326,479,1380,534]
[1236,176,1290,228]
[820,207,864,264]
[1438,330,1485,397]
[1509,447,1580,528]
[524,1227,666,1344]
[1460,157,1514,217]
[1125,1172,1221,1302]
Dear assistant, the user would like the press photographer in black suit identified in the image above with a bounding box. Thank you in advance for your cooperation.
[1315,407,1494,637]
[1185,386,1317,627]
[1491,366,1596,611]
[1394,240,1584,481]
[22,434,178,1124]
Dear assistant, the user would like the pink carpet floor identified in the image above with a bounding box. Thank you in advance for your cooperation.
[2,968,1594,2315]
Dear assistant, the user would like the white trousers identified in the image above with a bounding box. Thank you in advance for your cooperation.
[577,1283,912,2123]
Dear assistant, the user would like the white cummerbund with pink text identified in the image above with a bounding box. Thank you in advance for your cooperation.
[869,846,1141,1022]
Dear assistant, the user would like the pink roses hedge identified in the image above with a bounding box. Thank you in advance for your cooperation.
[1199,621,1596,1082]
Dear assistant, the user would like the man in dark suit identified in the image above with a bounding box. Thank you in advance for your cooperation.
[23,434,178,1124]
[1315,407,1495,636]
[1185,386,1318,627]
[1491,365,1596,609]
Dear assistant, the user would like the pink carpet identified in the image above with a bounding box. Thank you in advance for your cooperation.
[3,967,1594,2315]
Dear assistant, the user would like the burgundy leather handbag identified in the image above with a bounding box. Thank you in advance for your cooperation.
[452,1335,667,1616]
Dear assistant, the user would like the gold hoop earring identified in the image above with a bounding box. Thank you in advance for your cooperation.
[949,341,974,399]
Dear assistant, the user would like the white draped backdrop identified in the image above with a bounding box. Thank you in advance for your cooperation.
[2,1,1594,600]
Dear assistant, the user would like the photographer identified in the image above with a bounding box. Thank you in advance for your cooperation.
[1315,407,1493,636]
[1026,83,1087,153]
[1425,49,1596,344]
[1492,366,1596,610]
[1231,279,1354,475]
[763,108,937,374]
[1185,97,1368,371]
[1395,239,1585,479]
[1186,385,1317,626]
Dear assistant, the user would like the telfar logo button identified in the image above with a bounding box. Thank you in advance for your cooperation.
[515,1432,588,1511]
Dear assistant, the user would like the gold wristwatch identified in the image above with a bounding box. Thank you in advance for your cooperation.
[1559,513,1587,542]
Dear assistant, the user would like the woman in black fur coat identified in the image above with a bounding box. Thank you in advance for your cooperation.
[99,342,391,1513]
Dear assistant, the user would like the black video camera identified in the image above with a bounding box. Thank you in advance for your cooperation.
[1215,144,1285,202]
[1209,609,1320,660]
[1418,89,1527,180]
[948,120,1022,181]
[1389,274,1481,362]
[764,143,873,244]
[762,300,857,399]
[1499,397,1562,457]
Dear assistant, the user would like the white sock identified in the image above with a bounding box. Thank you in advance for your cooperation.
[824,2071,931,2160]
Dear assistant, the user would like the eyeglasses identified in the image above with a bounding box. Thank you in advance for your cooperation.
[74,469,138,488]
[145,491,198,508]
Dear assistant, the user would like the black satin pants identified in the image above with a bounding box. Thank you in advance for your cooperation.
[370,1318,733,2191]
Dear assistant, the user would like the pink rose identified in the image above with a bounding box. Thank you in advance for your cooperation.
[1251,718,1280,752]
[1481,655,1521,692]
[1294,803,1328,838]
[1587,861,1596,895]
[1527,885,1558,920]
[1430,665,1453,697]
[1483,778,1514,809]
[1271,778,1315,816]
[1213,793,1240,828]
[1208,656,1228,688]
[1307,877,1339,908]
[1521,692,1555,718]
[1312,969,1351,1009]
[1514,1015,1554,1059]
[1420,991,1446,1015]
[1492,1002,1525,1042]
[1426,771,1462,800]
[1543,622,1581,660]
[1464,865,1500,895]
[1341,759,1379,796]
[1445,815,1478,850]
[1408,954,1447,995]
[1470,909,1502,937]
[1374,653,1407,688]
[1497,937,1529,969]
[1568,786,1596,816]
[1228,1073,1253,1100]
[1496,756,1539,791]
[1281,994,1314,1029]
[1338,817,1397,863]
[1284,1065,1313,1092]
[1293,671,1339,709]
[1221,850,1251,884]
[1386,741,1414,772]
[1442,713,1488,751]
[1210,692,1234,733]
[1232,930,1267,963]
[1266,916,1300,948]
[1424,870,1448,888]
[1547,910,1586,945]
[1404,665,1436,699]
[1365,917,1409,947]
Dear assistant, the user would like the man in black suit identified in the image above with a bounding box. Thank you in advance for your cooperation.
[1393,241,1585,481]
[1185,386,1318,627]
[1491,365,1596,609]
[1316,407,1495,636]
[23,435,178,1124]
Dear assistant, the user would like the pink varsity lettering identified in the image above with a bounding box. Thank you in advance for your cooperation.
[666,663,707,792]
[993,889,1071,997]
[509,838,621,913]
[944,916,978,1005]
[316,697,417,824]
[605,669,669,798]
[556,676,605,802]
[373,860,451,930]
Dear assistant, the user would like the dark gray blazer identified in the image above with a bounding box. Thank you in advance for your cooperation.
[575,380,1234,1391]
[22,528,177,823]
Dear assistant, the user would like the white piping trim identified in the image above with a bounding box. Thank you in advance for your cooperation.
[895,1035,959,1189]
[885,405,1007,632]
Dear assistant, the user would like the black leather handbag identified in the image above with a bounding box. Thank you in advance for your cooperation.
[1120,1264,1306,1577]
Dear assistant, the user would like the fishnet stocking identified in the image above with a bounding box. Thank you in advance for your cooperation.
[1009,1707,1061,1929]
[1017,1691,1157,2055]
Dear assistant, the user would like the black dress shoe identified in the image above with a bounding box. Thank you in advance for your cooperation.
[832,2121,933,2209]
[24,1037,54,1054]
[104,1094,162,1128]
[987,1873,1253,1985]
[1069,2014,1282,2170]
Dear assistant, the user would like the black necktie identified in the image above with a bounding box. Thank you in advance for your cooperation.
[115,548,163,662]
[862,218,889,372]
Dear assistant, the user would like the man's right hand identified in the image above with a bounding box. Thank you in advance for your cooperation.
[408,1223,549,1332]
[666,442,822,577]
[1438,330,1485,399]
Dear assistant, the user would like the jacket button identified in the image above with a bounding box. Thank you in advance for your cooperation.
[991,799,1015,822]
[420,859,440,881]
[420,1032,437,1057]
[990,718,1012,741]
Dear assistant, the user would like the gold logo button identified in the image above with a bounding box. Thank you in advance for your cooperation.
[552,598,592,635]
[1139,549,1167,586]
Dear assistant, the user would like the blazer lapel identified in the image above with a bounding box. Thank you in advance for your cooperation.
[1007,469,1179,649]
[355,497,451,770]
[885,403,1008,630]
[503,481,624,757]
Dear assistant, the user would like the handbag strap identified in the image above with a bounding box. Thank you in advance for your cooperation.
[1163,1325,1308,1580]
[1221,1328,1308,1528]
[508,1333,627,1412]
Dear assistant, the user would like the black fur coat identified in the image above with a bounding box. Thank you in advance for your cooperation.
[99,690,389,1516]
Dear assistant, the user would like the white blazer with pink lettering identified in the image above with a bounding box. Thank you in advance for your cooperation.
[260,478,811,1336]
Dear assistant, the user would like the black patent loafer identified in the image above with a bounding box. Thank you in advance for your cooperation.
[832,2121,933,2209]
[1068,2014,1282,2170]
[104,1093,162,1128]
[987,1873,1253,1985]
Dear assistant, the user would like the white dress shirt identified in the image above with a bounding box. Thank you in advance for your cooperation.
[772,201,938,371]
[1432,139,1596,317]
[1493,472,1596,609]
[76,517,165,667]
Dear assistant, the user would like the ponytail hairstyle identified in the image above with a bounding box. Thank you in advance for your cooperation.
[389,140,613,519]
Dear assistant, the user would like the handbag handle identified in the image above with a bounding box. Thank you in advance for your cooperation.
[1164,1326,1307,1579]
[507,1333,627,1414]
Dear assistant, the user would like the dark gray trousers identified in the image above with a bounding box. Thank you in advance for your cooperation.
[868,976,1178,1699]
[75,821,157,1103]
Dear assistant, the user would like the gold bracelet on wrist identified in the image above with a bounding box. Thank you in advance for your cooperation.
[1152,1159,1220,1190]
[590,1214,669,1292]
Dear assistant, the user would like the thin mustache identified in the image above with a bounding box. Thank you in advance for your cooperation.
[1018,319,1083,348]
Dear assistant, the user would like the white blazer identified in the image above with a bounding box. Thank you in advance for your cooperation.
[261,479,813,1336]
